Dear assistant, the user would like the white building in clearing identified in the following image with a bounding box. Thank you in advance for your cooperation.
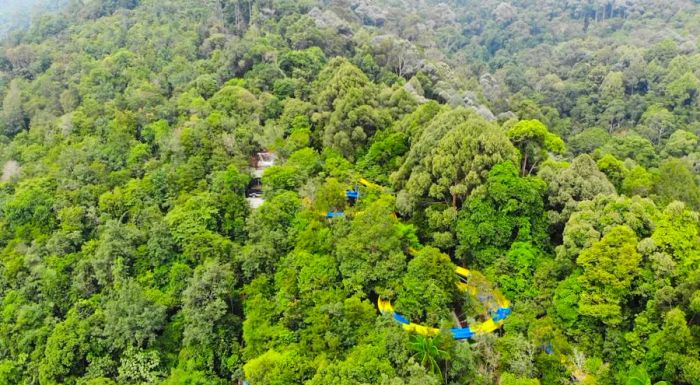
[246,152,277,209]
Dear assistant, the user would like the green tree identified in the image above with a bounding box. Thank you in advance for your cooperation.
[410,335,449,378]
[334,195,407,294]
[640,105,676,144]
[626,366,668,385]
[506,119,565,176]
[313,58,390,159]
[165,193,235,262]
[577,226,642,325]
[1,80,26,136]
[663,129,697,157]
[243,349,311,385]
[600,134,658,168]
[117,347,163,384]
[394,108,517,211]
[103,279,167,350]
[569,127,610,155]
[652,159,700,209]
[456,162,548,266]
[645,308,700,384]
[538,155,616,227]
[395,247,457,325]
[597,154,627,192]
[666,72,700,109]
[181,260,237,347]
[622,166,654,197]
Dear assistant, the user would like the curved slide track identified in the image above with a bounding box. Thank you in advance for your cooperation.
[313,175,512,339]
[378,264,512,340]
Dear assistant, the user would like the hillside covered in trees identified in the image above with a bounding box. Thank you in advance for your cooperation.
[1,1,700,384]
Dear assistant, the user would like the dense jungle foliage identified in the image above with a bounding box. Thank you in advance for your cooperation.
[1,0,700,384]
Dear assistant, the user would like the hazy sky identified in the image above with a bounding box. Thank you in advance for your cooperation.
[0,0,43,36]
[0,0,40,11]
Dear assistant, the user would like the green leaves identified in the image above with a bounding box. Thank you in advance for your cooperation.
[244,349,311,385]
[456,162,547,266]
[394,108,517,212]
[577,226,641,325]
[627,365,668,385]
[103,279,167,350]
[2,177,56,238]
[182,260,236,347]
[409,335,449,378]
[395,247,457,325]
[3,1,700,385]
[507,119,565,176]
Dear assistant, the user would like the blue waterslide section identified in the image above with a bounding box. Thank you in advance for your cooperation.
[393,313,410,324]
[450,327,476,340]
[492,307,512,322]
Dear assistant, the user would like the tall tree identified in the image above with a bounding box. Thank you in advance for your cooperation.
[577,225,641,325]
[506,119,565,176]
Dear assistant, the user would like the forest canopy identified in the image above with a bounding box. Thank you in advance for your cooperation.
[1,1,700,385]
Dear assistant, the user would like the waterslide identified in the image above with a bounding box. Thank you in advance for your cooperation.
[378,265,512,340]
[321,176,512,339]
[322,178,377,218]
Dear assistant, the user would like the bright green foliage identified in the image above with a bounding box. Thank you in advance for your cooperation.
[117,347,162,384]
[165,193,235,262]
[640,105,676,144]
[1,1,700,385]
[627,366,668,385]
[162,368,223,385]
[244,349,311,385]
[262,165,305,193]
[39,310,91,384]
[663,129,697,157]
[645,308,700,385]
[507,119,565,176]
[553,275,583,328]
[1,80,26,136]
[597,154,627,192]
[493,242,547,302]
[600,134,658,168]
[181,261,237,347]
[395,247,457,325]
[666,72,700,109]
[393,108,517,211]
[313,58,391,159]
[2,177,55,238]
[334,195,407,294]
[652,159,700,209]
[456,162,547,266]
[569,127,611,155]
[240,191,301,279]
[358,131,409,184]
[560,194,656,249]
[623,166,655,197]
[577,226,642,325]
[210,84,262,118]
[0,360,20,385]
[538,155,616,226]
[307,343,397,385]
[314,177,348,213]
[501,372,541,385]
[409,335,449,377]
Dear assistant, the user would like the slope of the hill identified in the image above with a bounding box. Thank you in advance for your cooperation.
[0,1,699,385]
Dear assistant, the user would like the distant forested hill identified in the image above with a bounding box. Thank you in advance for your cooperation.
[0,1,699,385]
[0,0,68,39]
